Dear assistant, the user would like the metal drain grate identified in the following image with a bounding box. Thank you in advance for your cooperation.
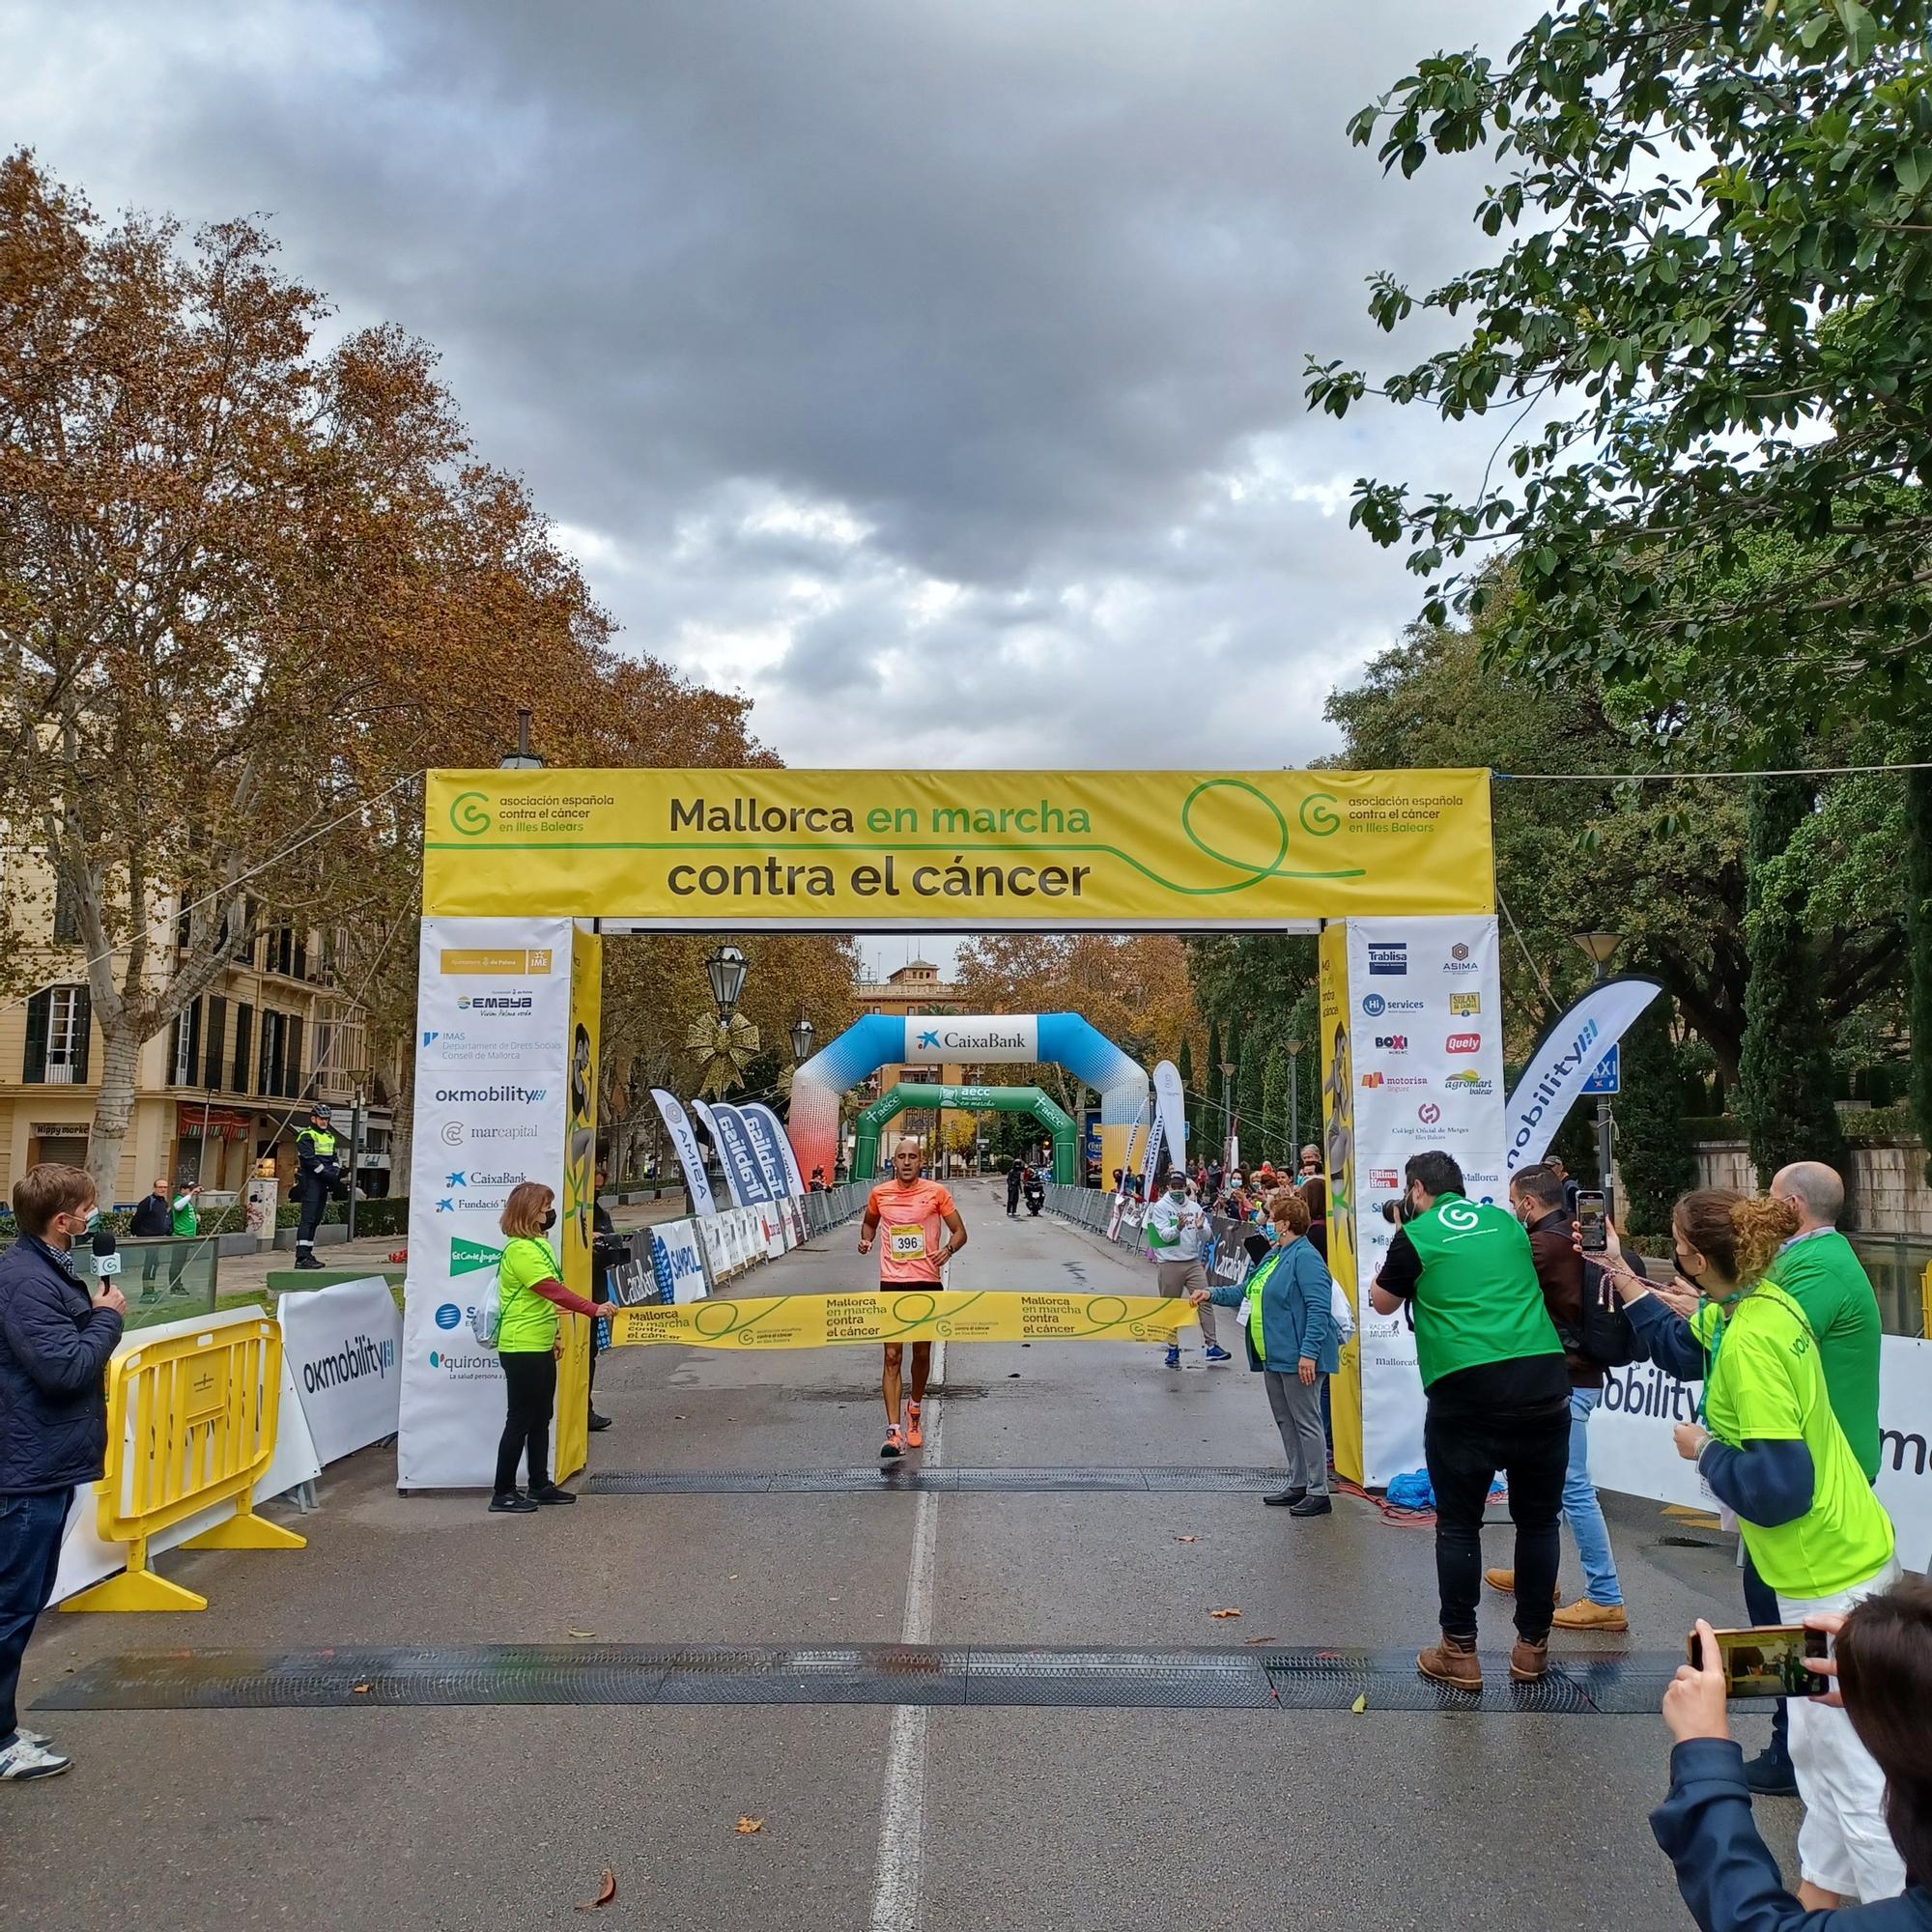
[38,1644,1684,1716]
[585,1465,1295,1495]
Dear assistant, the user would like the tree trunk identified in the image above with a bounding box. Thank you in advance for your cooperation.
[390,1055,415,1202]
[87,1019,145,1206]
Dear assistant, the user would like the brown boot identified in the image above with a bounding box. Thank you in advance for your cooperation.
[1551,1598,1629,1633]
[1510,1636,1549,1683]
[1417,1634,1483,1692]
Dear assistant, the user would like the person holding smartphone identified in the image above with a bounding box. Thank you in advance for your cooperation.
[1652,1582,1932,1931]
[1601,1190,1902,1907]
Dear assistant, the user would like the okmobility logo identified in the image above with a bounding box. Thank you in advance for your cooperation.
[432,1085,548,1104]
[1505,1018,1602,1167]
[299,1332,396,1396]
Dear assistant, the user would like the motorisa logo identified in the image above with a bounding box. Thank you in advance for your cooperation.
[1367,942,1407,977]
[433,1085,548,1106]
[1360,1070,1385,1090]
[1373,1034,1408,1052]
[1449,992,1482,1017]
[1445,1033,1482,1054]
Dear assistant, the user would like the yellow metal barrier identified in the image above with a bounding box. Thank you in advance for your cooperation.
[60,1316,305,1613]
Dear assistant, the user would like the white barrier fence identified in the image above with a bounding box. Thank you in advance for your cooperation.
[638,1182,868,1307]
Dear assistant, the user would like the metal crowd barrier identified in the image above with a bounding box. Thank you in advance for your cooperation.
[61,1315,306,1613]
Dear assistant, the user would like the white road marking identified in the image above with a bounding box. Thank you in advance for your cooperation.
[867,1337,944,1932]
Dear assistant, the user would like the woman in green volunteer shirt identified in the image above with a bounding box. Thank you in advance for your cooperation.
[490,1181,617,1516]
[1639,1192,1902,1909]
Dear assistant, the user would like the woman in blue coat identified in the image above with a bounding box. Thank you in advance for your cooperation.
[1194,1188,1339,1517]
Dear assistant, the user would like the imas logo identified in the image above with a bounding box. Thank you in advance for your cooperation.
[299,1333,396,1396]
[1367,942,1407,978]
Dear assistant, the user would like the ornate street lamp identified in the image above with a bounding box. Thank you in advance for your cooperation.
[498,708,544,770]
[789,1015,816,1063]
[705,944,748,1021]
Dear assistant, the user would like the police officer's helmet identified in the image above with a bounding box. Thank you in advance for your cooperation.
[309,1103,333,1124]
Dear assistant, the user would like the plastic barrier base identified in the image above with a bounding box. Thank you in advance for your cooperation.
[60,1565,209,1614]
[181,1509,307,1553]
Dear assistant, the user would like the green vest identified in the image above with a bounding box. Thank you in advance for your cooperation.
[1402,1193,1563,1390]
[304,1129,338,1157]
[1242,1249,1282,1358]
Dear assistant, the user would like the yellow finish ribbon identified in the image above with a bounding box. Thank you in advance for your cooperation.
[610,1290,1200,1350]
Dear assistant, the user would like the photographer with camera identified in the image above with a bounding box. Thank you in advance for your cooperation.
[1652,1579,1932,1931]
[1369,1150,1571,1691]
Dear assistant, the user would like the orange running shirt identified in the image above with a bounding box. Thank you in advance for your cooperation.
[867,1178,957,1284]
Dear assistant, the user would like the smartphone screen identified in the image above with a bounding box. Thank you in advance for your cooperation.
[1690,1625,1830,1696]
[1577,1190,1607,1253]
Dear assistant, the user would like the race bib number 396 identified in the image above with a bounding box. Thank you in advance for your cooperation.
[887,1225,926,1259]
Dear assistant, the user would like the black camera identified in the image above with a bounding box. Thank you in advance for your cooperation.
[1378,1195,1417,1227]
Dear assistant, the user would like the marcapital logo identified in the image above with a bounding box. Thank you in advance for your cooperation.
[1449,993,1482,1017]
[1445,1033,1481,1054]
[1367,942,1407,977]
[440,1121,465,1148]
[433,1085,548,1104]
[1418,1103,1442,1125]
[1373,1034,1408,1052]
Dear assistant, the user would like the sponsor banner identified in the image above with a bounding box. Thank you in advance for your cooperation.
[651,1089,718,1217]
[1502,977,1664,1176]
[649,1219,710,1304]
[612,1289,1199,1350]
[1345,916,1506,1486]
[1151,1060,1187,1177]
[423,767,1497,928]
[1591,1335,1932,1566]
[277,1276,404,1466]
[1320,923,1363,1478]
[744,1102,805,1195]
[760,1205,787,1261]
[903,1015,1039,1063]
[399,916,573,1489]
[416,935,563,1068]
[733,1103,789,1202]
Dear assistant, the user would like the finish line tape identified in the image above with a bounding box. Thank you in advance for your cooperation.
[610,1290,1199,1350]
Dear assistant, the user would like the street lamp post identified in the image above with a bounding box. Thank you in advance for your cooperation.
[498,708,544,770]
[1287,1039,1302,1164]
[705,944,748,1021]
[788,1015,815,1064]
[1573,931,1623,1218]
[1218,1060,1236,1174]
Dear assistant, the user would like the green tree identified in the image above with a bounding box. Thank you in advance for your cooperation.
[1614,999,1698,1240]
[1910,769,1932,1182]
[1736,778,1852,1187]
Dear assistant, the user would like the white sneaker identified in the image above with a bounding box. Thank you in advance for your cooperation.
[13,1728,49,1748]
[0,1735,71,1780]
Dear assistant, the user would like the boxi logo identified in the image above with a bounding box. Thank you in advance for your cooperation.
[1373,1034,1408,1052]
[1367,942,1407,977]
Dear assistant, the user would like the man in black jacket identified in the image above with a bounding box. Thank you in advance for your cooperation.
[129,1177,172,1302]
[0,1163,126,1781]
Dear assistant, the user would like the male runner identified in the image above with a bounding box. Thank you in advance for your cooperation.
[857,1135,969,1458]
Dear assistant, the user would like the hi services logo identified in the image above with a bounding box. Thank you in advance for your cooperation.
[1449,993,1482,1017]
[1367,942,1407,978]
[1445,1033,1481,1054]
[1360,993,1422,1018]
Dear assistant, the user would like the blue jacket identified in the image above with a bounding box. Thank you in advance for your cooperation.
[1652,1739,1930,1931]
[0,1235,125,1495]
[1208,1236,1338,1376]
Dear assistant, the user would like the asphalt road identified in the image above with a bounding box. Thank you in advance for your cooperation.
[5,1179,1794,1931]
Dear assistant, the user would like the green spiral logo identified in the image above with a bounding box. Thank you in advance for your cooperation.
[449,791,492,837]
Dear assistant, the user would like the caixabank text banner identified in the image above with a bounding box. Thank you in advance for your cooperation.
[422,769,1495,929]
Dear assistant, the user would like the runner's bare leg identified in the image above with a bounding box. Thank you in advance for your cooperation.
[909,1340,932,1406]
[882,1342,904,1424]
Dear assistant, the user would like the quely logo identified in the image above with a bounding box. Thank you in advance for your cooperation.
[1449,992,1481,1017]
[1445,1033,1481,1054]
[1367,942,1407,977]
[1373,1034,1407,1052]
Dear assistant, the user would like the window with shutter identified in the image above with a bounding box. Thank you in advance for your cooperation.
[233,1004,254,1092]
[23,988,50,1082]
[287,1013,305,1095]
[203,996,227,1091]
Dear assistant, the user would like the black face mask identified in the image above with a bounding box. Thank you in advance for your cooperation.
[540,1209,557,1232]
[1673,1248,1701,1283]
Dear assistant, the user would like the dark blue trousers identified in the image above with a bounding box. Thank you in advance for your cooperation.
[0,1489,72,1742]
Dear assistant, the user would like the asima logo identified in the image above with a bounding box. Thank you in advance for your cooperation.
[449,791,491,836]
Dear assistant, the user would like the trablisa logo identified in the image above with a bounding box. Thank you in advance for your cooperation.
[1367,942,1407,977]
[1445,1033,1481,1054]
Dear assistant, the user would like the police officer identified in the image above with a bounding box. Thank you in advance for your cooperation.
[292,1102,342,1270]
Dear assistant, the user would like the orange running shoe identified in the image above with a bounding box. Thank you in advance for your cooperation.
[905,1401,923,1449]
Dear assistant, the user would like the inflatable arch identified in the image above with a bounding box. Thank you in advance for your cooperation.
[787,1013,1147,1187]
[852,1083,1078,1184]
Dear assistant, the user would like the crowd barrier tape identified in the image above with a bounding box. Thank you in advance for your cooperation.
[60,1316,306,1613]
[611,1288,1198,1351]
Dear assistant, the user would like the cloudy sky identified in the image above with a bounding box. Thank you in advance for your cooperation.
[4,1,1540,788]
